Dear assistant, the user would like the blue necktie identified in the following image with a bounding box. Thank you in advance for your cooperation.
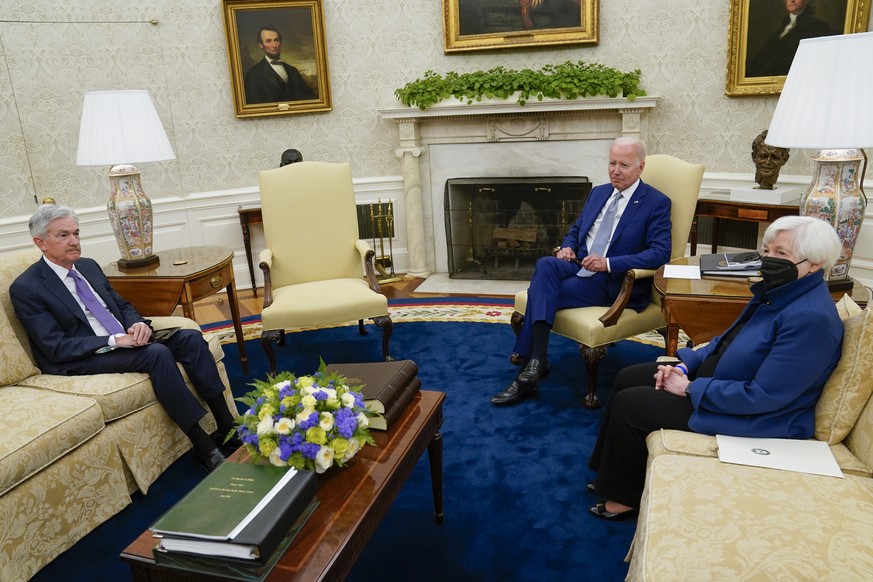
[577,191,621,277]
[68,270,125,335]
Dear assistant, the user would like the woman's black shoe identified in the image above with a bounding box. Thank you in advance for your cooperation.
[589,501,638,521]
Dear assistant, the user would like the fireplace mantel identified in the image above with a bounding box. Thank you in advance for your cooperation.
[378,96,658,277]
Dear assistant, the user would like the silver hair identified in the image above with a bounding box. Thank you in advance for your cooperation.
[612,136,647,164]
[762,215,842,271]
[28,204,78,239]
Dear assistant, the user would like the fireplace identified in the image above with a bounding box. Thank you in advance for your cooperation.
[378,96,657,277]
[445,176,591,279]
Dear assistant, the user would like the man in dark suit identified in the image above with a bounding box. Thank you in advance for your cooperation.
[10,205,239,472]
[492,137,672,406]
[746,0,833,78]
[244,25,316,104]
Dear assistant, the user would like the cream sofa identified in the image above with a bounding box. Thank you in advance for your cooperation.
[626,296,873,581]
[0,250,236,582]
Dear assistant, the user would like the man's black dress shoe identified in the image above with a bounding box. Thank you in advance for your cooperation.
[490,379,538,406]
[194,448,226,473]
[517,358,550,385]
[212,432,244,454]
[589,501,638,521]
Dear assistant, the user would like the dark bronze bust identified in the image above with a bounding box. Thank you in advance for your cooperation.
[280,148,303,167]
[751,130,790,190]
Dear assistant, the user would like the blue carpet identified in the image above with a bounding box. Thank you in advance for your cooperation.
[32,318,662,582]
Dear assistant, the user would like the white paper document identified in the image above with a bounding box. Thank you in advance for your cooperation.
[663,265,701,280]
[716,435,843,478]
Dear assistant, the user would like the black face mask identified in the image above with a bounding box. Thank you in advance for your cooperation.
[760,256,807,291]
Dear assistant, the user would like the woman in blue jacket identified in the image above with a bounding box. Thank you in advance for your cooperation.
[587,215,844,520]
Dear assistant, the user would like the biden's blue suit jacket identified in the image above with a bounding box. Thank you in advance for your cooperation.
[562,180,672,310]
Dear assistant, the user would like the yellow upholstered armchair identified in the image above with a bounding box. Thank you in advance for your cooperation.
[510,154,705,409]
[257,161,393,375]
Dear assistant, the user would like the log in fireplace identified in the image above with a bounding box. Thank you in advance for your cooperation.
[445,176,591,280]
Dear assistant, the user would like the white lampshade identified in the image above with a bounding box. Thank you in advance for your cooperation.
[765,32,873,149]
[76,90,175,166]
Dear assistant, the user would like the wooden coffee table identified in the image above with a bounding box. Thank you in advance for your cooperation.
[656,256,870,356]
[120,390,445,581]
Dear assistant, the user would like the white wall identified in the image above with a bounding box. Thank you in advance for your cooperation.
[0,1,871,285]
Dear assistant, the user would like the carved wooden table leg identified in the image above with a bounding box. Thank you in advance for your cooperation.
[428,430,444,525]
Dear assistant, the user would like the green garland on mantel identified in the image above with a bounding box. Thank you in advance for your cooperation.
[394,60,646,111]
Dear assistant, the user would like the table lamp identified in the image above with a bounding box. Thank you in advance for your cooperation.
[765,32,873,290]
[76,90,176,269]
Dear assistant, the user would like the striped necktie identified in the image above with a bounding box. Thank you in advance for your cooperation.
[577,191,621,277]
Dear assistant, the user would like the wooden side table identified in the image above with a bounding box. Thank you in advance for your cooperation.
[655,256,870,356]
[238,206,263,296]
[104,245,248,373]
[690,196,799,255]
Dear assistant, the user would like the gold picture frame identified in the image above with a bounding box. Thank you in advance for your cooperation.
[442,0,599,53]
[726,0,870,96]
[222,0,331,118]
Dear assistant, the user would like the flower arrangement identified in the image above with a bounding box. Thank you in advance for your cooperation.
[234,360,375,473]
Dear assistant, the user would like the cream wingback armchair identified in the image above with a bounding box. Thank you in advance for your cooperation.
[257,161,393,375]
[510,154,705,409]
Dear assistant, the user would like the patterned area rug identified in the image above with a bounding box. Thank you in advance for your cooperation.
[201,297,688,348]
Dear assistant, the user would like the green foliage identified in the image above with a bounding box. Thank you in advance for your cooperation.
[394,61,646,110]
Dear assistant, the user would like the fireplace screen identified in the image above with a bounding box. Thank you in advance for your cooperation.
[445,177,591,280]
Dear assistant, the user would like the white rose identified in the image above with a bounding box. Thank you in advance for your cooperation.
[356,411,369,429]
[314,445,335,473]
[274,379,292,392]
[257,415,275,436]
[275,417,295,435]
[301,394,317,409]
[340,392,356,408]
[319,412,335,431]
[296,410,312,424]
[269,449,286,467]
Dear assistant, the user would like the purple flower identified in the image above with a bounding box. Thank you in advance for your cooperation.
[278,437,294,462]
[300,442,321,460]
[334,408,357,438]
[298,411,319,430]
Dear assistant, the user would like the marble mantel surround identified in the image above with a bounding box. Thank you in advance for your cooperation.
[378,97,657,277]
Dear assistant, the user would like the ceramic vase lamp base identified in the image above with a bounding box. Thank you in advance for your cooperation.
[798,148,867,290]
[107,164,160,270]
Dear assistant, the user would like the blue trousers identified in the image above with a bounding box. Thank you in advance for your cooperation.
[513,256,611,358]
[79,329,225,433]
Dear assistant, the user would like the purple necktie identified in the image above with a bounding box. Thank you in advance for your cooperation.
[68,270,125,335]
